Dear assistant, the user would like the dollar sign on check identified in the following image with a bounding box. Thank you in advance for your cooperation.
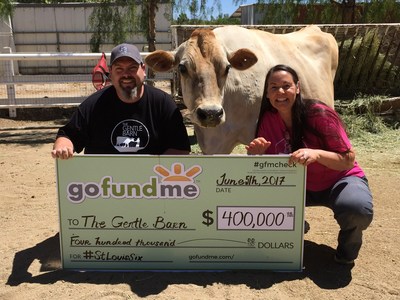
[202,210,214,226]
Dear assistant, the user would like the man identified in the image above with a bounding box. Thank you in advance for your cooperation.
[51,43,190,159]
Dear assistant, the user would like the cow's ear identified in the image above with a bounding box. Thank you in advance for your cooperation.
[145,50,175,72]
[228,49,258,71]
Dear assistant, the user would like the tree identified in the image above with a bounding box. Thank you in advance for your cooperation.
[88,0,238,50]
[89,1,140,53]
[252,0,400,24]
[0,0,13,19]
[1,0,246,46]
[145,1,158,53]
[173,0,247,23]
[364,0,400,23]
[0,0,95,19]
[330,0,358,23]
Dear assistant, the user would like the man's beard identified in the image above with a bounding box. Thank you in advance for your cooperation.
[126,87,137,98]
[120,83,138,99]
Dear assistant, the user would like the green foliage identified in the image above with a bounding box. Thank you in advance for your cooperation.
[302,0,320,24]
[259,0,298,24]
[336,94,400,155]
[174,0,209,20]
[173,0,241,24]
[365,0,400,23]
[337,30,379,93]
[255,0,400,24]
[320,1,343,24]
[175,12,190,24]
[336,28,400,97]
[14,0,91,2]
[0,0,13,19]
[211,14,241,25]
[337,95,391,138]
[255,0,349,25]
[173,13,240,25]
[89,1,140,52]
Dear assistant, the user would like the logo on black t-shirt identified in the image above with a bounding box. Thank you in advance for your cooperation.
[111,119,150,153]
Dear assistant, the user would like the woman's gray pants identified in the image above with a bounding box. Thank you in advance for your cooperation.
[306,176,374,261]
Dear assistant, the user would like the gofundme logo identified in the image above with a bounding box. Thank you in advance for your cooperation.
[66,163,202,204]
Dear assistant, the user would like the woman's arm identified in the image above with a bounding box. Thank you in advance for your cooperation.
[290,147,355,171]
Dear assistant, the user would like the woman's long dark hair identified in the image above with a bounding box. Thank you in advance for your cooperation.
[256,64,345,151]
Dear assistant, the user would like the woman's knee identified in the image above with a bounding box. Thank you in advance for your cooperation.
[335,207,373,231]
[331,176,373,227]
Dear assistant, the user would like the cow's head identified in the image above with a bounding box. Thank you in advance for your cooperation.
[145,28,258,128]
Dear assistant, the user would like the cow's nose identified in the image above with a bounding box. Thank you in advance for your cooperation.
[197,107,224,127]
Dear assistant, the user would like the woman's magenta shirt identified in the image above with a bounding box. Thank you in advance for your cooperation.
[257,104,365,191]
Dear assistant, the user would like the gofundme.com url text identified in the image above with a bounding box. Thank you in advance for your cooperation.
[188,254,234,261]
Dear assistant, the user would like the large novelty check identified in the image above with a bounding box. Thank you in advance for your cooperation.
[56,155,306,271]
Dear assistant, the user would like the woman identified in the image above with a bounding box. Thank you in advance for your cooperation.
[246,64,373,265]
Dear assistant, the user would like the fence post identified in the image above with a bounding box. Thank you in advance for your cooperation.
[2,47,16,117]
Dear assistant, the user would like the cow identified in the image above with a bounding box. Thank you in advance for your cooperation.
[116,137,141,149]
[145,25,338,154]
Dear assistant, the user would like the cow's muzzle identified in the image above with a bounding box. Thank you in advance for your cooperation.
[196,106,225,127]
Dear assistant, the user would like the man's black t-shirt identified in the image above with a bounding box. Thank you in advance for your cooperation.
[57,84,190,155]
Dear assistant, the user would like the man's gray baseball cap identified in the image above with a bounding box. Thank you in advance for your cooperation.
[110,43,143,65]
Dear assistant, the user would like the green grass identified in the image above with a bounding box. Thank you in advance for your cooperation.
[336,95,399,155]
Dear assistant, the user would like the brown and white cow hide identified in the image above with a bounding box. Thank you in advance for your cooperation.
[145,25,338,154]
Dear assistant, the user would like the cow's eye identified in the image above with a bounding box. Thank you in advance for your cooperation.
[225,65,231,75]
[178,64,187,74]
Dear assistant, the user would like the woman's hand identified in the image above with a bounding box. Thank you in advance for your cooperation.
[246,137,272,155]
[289,148,317,166]
[290,148,355,170]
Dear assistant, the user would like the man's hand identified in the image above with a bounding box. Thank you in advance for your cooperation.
[51,137,74,159]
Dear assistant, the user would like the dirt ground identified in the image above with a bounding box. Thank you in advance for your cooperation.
[0,112,399,300]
